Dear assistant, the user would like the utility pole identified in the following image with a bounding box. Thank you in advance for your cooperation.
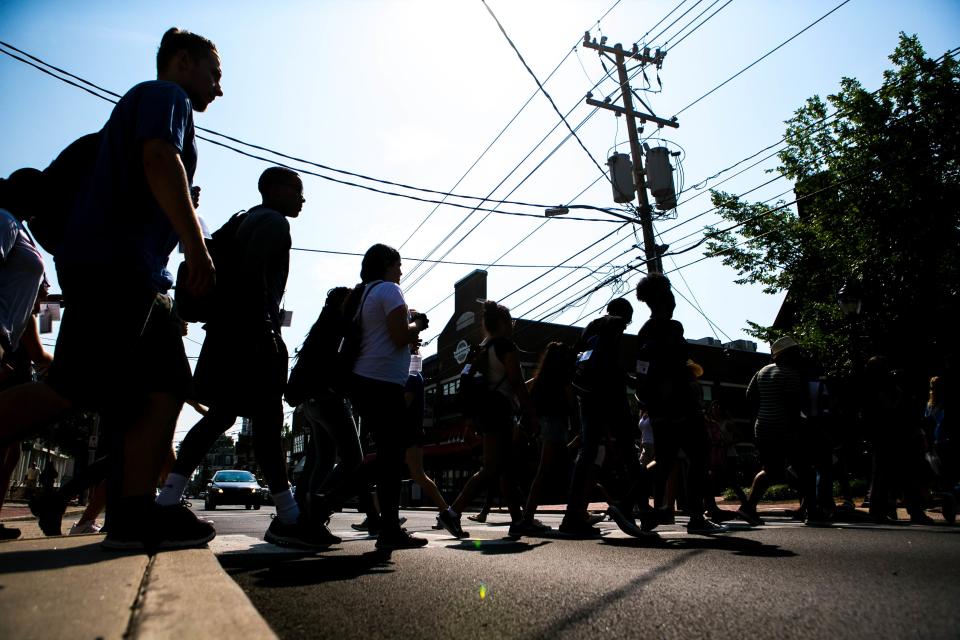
[582,33,678,274]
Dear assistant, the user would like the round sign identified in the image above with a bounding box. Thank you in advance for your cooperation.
[454,339,471,364]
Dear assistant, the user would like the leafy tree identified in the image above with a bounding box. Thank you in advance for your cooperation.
[705,34,959,376]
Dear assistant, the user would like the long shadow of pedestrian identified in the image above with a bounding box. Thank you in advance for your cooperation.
[222,550,395,587]
[526,550,704,640]
[0,539,142,574]
[602,534,796,557]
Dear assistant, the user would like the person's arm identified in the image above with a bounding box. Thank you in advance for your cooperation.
[20,315,52,370]
[502,350,536,424]
[386,305,427,348]
[142,139,214,296]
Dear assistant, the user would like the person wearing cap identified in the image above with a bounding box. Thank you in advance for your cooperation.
[739,336,821,525]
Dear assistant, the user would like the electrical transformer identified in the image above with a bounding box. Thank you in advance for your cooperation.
[607,153,635,203]
[645,146,677,210]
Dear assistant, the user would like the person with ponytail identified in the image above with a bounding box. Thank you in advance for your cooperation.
[348,244,431,550]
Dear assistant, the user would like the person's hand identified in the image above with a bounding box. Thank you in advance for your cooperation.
[191,185,201,209]
[184,239,216,297]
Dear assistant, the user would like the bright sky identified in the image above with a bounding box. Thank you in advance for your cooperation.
[2,0,958,443]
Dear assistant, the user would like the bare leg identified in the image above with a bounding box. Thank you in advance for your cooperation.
[452,433,503,515]
[406,446,448,511]
[75,480,106,526]
[524,441,563,523]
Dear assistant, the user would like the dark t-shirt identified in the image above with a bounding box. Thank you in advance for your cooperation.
[56,81,196,293]
[635,316,697,418]
[577,315,629,396]
[235,206,291,333]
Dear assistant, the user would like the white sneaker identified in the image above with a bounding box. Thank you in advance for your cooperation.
[69,520,102,535]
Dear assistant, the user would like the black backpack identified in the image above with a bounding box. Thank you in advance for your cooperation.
[284,281,384,405]
[174,210,247,323]
[26,132,102,256]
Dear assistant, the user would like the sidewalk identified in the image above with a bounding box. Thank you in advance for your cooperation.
[0,532,277,639]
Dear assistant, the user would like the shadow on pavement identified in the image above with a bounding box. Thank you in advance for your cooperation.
[448,539,552,555]
[527,550,704,639]
[601,533,796,557]
[223,551,395,587]
[0,539,140,574]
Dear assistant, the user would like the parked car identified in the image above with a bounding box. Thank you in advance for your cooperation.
[204,470,268,510]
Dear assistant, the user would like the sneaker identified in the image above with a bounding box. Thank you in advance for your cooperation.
[69,520,103,535]
[29,494,66,536]
[706,509,737,523]
[102,503,215,551]
[558,518,602,538]
[687,518,729,535]
[375,528,428,550]
[735,508,765,527]
[0,524,21,540]
[265,515,337,550]
[585,513,606,526]
[510,518,552,536]
[607,504,648,537]
[437,510,467,538]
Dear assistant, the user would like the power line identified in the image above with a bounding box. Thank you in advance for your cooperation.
[289,245,600,270]
[481,0,612,185]
[673,0,854,116]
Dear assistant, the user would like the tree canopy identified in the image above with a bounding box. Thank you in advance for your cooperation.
[705,34,959,376]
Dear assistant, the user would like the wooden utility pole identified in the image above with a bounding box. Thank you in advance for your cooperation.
[582,33,678,274]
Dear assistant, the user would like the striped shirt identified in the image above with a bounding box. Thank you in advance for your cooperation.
[746,363,806,440]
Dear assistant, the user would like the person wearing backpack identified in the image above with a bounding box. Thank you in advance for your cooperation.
[448,300,535,536]
[635,274,728,535]
[346,244,430,550]
[157,167,337,548]
[288,286,365,527]
[560,298,653,538]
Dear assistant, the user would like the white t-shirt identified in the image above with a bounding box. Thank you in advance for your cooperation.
[0,208,44,350]
[352,281,411,386]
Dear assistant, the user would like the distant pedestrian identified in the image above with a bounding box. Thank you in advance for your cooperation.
[739,336,820,525]
[513,341,577,535]
[635,275,727,534]
[449,300,534,537]
[563,298,655,538]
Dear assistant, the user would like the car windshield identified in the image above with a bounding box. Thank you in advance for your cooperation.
[213,471,256,483]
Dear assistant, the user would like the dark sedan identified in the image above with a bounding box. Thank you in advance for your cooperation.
[204,470,268,510]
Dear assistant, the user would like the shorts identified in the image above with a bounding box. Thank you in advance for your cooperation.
[192,325,288,417]
[46,283,191,410]
[539,415,568,444]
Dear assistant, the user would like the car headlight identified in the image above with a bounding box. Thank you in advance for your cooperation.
[216,488,223,494]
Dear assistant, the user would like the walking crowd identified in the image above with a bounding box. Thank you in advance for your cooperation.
[1,28,956,548]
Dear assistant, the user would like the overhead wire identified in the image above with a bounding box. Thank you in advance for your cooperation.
[672,0,854,116]
[407,0,734,305]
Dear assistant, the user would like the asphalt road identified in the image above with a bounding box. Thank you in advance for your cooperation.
[194,504,960,640]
